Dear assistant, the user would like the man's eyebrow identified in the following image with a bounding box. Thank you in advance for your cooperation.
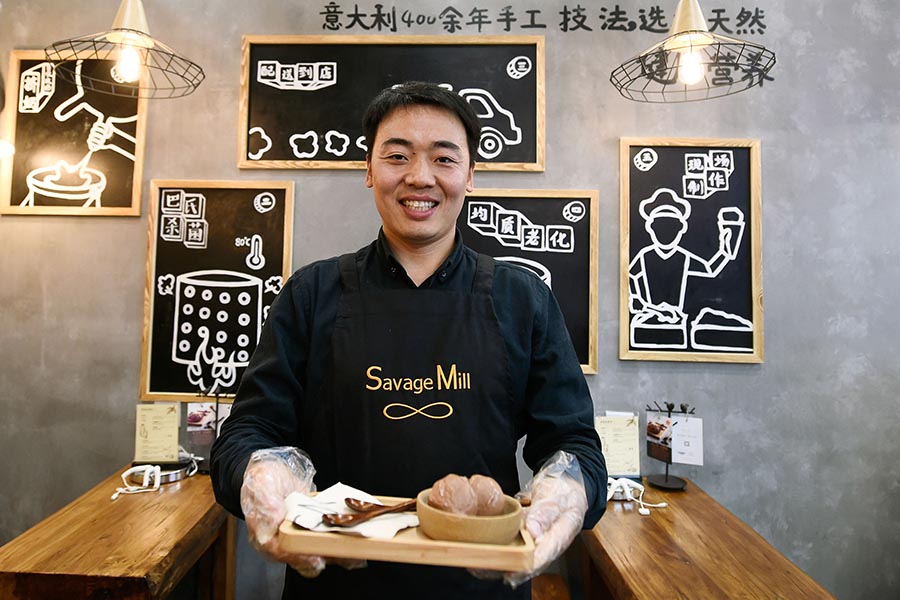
[379,138,463,154]
[432,140,463,154]
[380,137,413,149]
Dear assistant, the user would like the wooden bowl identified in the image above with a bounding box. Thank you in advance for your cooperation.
[416,489,522,545]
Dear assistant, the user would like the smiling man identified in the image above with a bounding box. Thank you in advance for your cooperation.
[211,82,606,600]
[366,101,475,279]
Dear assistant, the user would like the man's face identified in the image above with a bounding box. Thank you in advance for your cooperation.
[366,104,475,252]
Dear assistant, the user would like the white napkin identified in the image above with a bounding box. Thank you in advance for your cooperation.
[284,482,419,539]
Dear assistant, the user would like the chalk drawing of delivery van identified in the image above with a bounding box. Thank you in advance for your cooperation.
[458,88,523,160]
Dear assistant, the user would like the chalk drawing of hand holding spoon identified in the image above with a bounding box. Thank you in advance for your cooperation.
[20,60,137,208]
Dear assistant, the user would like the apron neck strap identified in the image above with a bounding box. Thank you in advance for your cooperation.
[339,253,360,293]
[473,254,495,295]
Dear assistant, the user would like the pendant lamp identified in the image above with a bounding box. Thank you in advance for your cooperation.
[45,0,205,99]
[610,0,775,102]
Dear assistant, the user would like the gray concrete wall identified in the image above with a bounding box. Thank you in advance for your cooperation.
[1,2,898,599]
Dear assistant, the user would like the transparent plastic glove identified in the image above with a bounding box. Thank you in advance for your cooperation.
[240,447,328,577]
[506,450,588,588]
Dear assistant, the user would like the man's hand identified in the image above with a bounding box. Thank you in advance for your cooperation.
[240,447,327,578]
[505,451,588,588]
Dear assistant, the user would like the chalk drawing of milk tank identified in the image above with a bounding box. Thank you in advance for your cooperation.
[173,270,263,395]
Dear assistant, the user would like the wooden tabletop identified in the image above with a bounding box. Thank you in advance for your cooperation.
[581,479,835,600]
[0,467,230,600]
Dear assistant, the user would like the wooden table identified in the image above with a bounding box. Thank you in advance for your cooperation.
[0,467,234,600]
[581,479,835,600]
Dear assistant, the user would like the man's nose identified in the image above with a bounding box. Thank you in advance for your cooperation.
[404,157,435,187]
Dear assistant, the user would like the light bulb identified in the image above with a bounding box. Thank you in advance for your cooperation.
[115,43,142,83]
[678,49,705,85]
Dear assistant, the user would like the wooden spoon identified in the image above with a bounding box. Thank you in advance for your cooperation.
[344,498,390,512]
[321,498,417,527]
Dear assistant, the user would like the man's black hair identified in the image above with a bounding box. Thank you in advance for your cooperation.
[362,81,482,165]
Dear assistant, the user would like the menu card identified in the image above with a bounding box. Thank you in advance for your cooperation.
[595,412,640,478]
[134,403,180,463]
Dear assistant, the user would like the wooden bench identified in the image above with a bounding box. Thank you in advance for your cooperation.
[581,478,835,599]
[0,466,234,600]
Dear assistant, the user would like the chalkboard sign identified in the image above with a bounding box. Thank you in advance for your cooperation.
[141,180,295,401]
[619,138,763,363]
[239,35,544,171]
[0,51,146,216]
[458,189,599,374]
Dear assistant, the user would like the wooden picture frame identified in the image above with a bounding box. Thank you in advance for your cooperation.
[459,188,599,374]
[619,138,763,363]
[1,50,147,216]
[239,35,544,171]
[140,180,295,401]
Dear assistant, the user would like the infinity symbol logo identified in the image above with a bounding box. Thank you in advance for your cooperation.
[383,402,454,420]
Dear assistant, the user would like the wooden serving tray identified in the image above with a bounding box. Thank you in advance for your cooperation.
[277,497,534,572]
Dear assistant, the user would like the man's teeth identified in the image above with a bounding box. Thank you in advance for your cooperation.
[403,200,436,211]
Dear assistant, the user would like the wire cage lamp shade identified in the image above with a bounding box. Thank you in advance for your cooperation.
[609,0,775,103]
[44,0,204,99]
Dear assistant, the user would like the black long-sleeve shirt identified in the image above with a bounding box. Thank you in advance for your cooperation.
[211,230,607,526]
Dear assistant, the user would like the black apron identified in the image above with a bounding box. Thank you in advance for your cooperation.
[285,252,529,600]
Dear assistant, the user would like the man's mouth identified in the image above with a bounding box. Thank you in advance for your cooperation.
[402,199,437,212]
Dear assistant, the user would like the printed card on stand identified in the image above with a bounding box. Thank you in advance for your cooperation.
[672,416,704,466]
[134,403,180,463]
[646,412,674,464]
[184,401,234,473]
[595,412,640,478]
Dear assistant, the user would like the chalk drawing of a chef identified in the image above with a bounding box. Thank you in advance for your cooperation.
[628,188,742,349]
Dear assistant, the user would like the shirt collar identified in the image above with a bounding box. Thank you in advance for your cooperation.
[375,228,464,287]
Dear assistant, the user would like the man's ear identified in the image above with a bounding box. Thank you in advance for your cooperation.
[365,153,374,188]
[466,162,475,192]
